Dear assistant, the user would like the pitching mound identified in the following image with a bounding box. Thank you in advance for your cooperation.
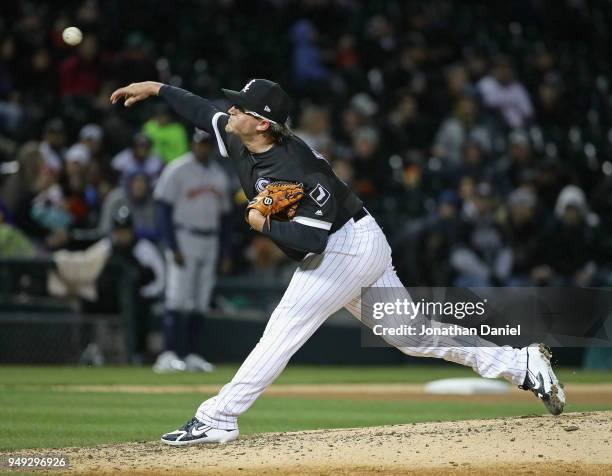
[14,411,611,475]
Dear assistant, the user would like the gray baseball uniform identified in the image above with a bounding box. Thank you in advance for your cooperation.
[154,152,230,313]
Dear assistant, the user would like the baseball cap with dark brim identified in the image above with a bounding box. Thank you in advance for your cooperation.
[222,79,290,125]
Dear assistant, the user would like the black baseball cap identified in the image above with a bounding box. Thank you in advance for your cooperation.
[222,79,290,124]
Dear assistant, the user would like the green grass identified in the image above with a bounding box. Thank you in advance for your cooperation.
[0,364,610,386]
[0,365,611,451]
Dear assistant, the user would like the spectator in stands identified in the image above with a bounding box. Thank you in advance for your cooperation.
[539,185,598,286]
[69,206,164,363]
[335,33,359,72]
[462,139,489,179]
[492,130,538,196]
[294,104,331,152]
[383,35,428,96]
[533,157,567,211]
[0,204,36,257]
[351,126,388,197]
[290,19,331,97]
[382,93,432,155]
[503,187,547,285]
[58,34,102,98]
[142,103,188,164]
[11,14,57,120]
[363,14,398,72]
[61,143,98,229]
[432,63,472,116]
[478,55,534,130]
[457,175,477,210]
[0,134,45,215]
[419,190,465,286]
[99,171,156,241]
[25,118,66,172]
[76,123,114,200]
[18,162,70,246]
[434,94,491,166]
[111,132,163,184]
[0,90,24,141]
[112,32,158,85]
[78,123,104,159]
[451,182,511,286]
[535,73,569,133]
[331,158,355,188]
[105,206,164,363]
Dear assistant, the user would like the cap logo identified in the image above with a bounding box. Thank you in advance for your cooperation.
[242,79,256,92]
[264,105,271,112]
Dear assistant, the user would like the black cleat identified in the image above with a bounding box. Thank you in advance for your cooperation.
[161,417,239,446]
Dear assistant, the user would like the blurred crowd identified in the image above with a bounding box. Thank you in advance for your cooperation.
[1,0,612,288]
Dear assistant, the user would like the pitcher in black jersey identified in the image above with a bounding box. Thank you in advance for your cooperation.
[110,80,565,445]
[116,79,362,261]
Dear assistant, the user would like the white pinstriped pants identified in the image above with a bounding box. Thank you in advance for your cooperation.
[196,215,527,429]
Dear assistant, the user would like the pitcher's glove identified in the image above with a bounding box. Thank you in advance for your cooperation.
[245,181,304,229]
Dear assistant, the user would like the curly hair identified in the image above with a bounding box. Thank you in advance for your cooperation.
[267,122,293,144]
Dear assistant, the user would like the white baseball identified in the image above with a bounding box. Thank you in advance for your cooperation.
[62,27,83,46]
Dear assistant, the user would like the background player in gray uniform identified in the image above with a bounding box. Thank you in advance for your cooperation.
[153,129,231,373]
[111,79,565,445]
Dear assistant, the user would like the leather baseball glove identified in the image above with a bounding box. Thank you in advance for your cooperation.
[245,182,304,229]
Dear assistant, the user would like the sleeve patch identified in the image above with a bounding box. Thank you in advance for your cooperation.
[309,183,331,207]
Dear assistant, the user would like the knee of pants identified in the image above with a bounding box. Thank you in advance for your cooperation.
[255,329,307,363]
[166,291,195,312]
[260,307,324,347]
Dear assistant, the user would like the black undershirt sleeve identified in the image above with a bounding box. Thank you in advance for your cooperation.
[158,85,220,134]
[261,220,328,255]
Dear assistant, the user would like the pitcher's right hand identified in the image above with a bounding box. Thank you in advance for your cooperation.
[110,81,163,107]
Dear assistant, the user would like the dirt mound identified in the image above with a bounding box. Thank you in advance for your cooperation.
[7,411,612,475]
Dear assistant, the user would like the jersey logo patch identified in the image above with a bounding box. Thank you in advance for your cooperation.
[309,183,330,207]
[255,177,271,193]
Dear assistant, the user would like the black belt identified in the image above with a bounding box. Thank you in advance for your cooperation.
[353,207,369,222]
[175,225,218,237]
